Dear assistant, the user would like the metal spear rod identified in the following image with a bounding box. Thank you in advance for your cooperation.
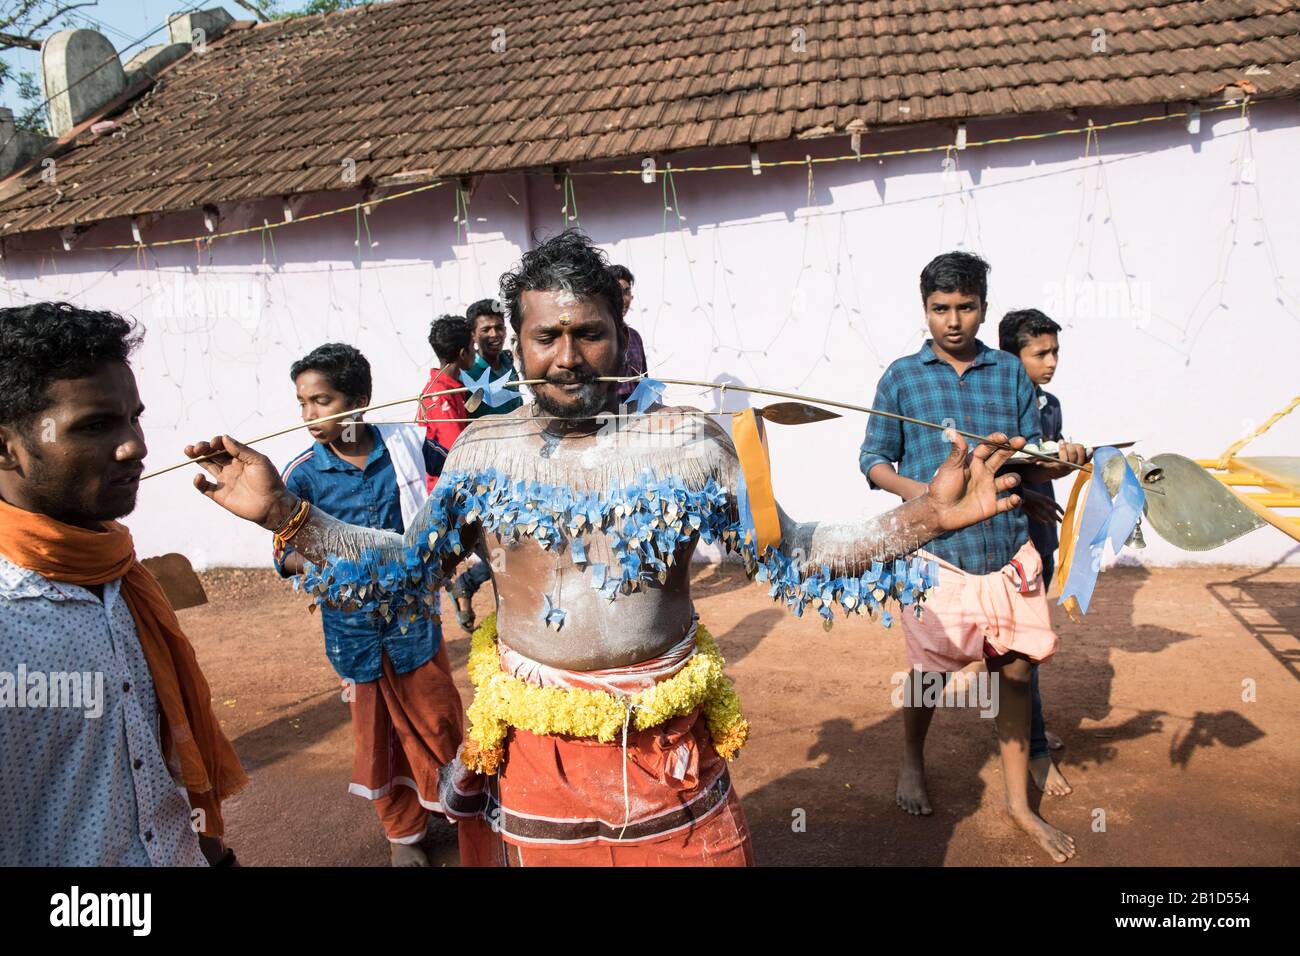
[593,375,1094,473]
[144,373,1092,480]
[143,386,466,480]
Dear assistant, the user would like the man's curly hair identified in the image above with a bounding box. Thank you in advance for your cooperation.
[499,229,624,336]
[0,302,142,431]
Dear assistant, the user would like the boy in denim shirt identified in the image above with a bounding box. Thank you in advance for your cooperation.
[277,343,463,866]
[1000,309,1074,797]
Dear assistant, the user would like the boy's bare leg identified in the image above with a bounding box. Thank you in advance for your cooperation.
[897,670,937,815]
[990,653,1076,861]
[1031,754,1073,795]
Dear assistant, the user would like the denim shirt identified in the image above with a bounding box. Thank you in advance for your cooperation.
[859,341,1043,575]
[1025,388,1064,562]
[275,425,439,682]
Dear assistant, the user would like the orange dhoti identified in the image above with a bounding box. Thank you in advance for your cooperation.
[445,710,752,866]
[441,620,753,866]
[349,642,464,843]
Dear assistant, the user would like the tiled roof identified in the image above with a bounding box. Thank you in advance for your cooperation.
[1,0,1298,236]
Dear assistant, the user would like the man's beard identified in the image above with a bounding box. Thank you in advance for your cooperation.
[528,372,610,420]
[25,452,137,527]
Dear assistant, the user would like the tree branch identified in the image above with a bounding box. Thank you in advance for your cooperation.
[0,1,98,50]
[232,0,271,21]
[0,31,42,50]
[28,2,99,34]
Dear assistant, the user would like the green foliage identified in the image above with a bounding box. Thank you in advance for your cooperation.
[15,67,44,132]
[272,0,372,18]
[0,60,47,134]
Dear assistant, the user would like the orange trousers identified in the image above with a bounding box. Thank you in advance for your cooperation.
[349,643,464,843]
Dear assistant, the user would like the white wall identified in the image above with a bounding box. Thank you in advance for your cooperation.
[2,98,1297,568]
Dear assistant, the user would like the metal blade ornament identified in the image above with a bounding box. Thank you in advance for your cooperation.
[759,402,843,426]
[1103,453,1266,551]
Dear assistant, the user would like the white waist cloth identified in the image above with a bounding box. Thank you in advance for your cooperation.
[497,618,699,695]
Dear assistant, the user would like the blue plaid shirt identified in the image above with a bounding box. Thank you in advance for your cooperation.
[859,340,1042,575]
[274,425,440,683]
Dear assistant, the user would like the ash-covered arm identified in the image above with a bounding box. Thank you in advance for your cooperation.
[773,498,945,579]
[284,494,443,572]
[686,409,1017,623]
[274,482,469,617]
[187,430,472,618]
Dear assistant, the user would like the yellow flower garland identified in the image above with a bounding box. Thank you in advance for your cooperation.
[461,613,749,774]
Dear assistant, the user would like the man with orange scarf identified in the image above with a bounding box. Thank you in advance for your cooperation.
[0,302,246,866]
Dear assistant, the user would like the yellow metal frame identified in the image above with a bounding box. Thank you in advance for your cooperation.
[1195,457,1300,542]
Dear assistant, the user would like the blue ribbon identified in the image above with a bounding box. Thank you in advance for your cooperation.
[624,376,665,414]
[459,364,517,410]
[1059,447,1145,615]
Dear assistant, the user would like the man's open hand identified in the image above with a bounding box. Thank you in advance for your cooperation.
[184,435,296,530]
[927,430,1026,533]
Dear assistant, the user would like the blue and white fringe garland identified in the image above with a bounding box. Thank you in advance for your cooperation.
[294,468,938,630]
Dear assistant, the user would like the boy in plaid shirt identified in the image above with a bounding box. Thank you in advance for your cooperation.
[860,252,1086,862]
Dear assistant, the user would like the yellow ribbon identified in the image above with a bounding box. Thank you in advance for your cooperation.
[731,408,782,552]
[1052,468,1092,621]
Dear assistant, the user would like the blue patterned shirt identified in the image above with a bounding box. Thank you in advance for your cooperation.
[859,340,1043,575]
[275,426,441,683]
[0,555,209,866]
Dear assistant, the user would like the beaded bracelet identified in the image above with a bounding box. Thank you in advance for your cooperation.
[272,497,311,552]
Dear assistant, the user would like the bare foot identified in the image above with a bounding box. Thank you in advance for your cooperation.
[1007,806,1076,862]
[1046,729,1064,750]
[389,842,430,867]
[895,759,933,816]
[1030,755,1073,796]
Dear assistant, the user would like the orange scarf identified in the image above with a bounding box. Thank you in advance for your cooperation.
[0,498,247,837]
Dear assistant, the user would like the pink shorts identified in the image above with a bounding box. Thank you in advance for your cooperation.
[900,540,1058,673]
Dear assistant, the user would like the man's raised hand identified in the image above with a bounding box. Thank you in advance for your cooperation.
[184,435,297,530]
[926,430,1026,533]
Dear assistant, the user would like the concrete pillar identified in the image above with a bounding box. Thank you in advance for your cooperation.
[167,8,235,49]
[0,106,56,179]
[41,29,127,138]
[123,42,192,85]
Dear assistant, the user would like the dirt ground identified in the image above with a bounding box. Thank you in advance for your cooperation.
[182,562,1300,867]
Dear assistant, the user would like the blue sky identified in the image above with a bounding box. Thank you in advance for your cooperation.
[1,1,239,115]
